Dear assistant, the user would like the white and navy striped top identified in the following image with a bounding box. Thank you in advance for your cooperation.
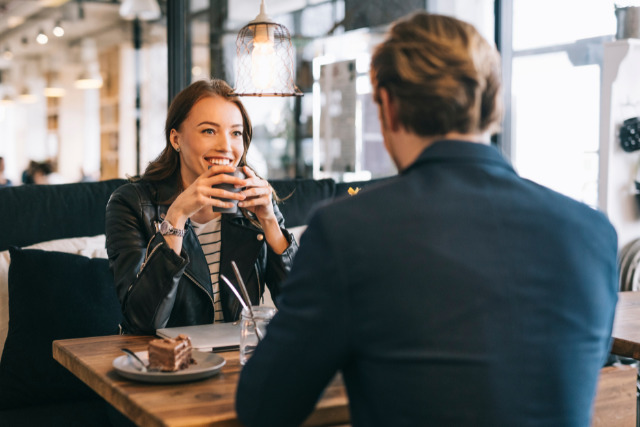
[192,217,224,322]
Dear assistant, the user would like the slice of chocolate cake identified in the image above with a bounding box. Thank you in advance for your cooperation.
[148,334,195,372]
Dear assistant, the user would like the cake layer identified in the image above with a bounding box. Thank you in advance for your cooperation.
[148,334,194,372]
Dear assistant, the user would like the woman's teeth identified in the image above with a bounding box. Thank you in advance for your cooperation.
[208,158,231,165]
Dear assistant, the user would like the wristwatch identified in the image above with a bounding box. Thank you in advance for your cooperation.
[159,219,186,237]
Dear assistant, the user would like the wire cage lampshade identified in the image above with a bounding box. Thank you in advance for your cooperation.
[232,0,302,97]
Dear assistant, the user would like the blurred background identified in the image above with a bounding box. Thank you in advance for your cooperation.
[0,0,635,213]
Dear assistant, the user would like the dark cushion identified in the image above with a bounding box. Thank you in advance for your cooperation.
[0,179,127,251]
[270,179,336,227]
[0,248,122,410]
[0,399,114,427]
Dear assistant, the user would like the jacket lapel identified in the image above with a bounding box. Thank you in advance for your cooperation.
[219,215,263,320]
[183,227,214,299]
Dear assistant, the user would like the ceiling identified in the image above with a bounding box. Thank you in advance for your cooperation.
[0,0,124,69]
[0,0,326,70]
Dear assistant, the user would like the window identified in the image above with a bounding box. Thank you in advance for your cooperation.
[506,0,618,206]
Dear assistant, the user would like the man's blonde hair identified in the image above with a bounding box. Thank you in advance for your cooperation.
[371,12,502,136]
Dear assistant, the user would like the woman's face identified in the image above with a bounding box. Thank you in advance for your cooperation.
[171,95,245,186]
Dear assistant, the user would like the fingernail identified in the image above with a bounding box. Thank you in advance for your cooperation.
[238,202,244,207]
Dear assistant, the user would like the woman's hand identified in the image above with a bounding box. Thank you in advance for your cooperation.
[237,166,276,223]
[238,166,289,254]
[166,165,246,227]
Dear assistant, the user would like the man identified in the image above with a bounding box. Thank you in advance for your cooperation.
[236,12,618,427]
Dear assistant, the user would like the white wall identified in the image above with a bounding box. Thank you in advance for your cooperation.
[0,77,48,183]
[599,39,640,249]
[58,63,101,183]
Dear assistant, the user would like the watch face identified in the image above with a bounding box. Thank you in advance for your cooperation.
[160,221,171,234]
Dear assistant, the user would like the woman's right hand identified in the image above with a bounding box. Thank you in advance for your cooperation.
[165,165,247,229]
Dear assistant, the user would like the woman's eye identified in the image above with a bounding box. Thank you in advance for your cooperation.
[203,129,215,135]
[232,131,243,137]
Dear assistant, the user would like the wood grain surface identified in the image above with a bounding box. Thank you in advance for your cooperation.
[591,365,637,427]
[53,335,349,427]
[612,291,640,359]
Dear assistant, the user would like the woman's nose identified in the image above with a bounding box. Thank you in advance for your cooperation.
[216,133,232,151]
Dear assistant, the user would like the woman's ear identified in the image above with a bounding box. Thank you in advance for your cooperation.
[169,129,180,150]
[378,88,400,132]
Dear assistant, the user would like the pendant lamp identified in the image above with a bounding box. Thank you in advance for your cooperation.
[44,72,66,98]
[119,0,161,21]
[232,0,302,97]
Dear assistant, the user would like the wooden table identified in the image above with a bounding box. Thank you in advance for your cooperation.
[612,291,640,359]
[53,335,349,427]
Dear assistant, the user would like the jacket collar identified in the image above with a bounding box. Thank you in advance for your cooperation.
[403,139,515,175]
[150,177,181,205]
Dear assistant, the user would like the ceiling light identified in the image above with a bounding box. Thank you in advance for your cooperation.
[17,87,37,103]
[0,95,14,105]
[36,29,48,45]
[232,0,302,97]
[44,73,65,97]
[44,86,66,97]
[2,46,13,61]
[119,0,161,21]
[75,64,103,90]
[53,21,64,37]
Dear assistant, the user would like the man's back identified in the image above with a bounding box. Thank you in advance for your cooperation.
[237,141,618,427]
[236,11,618,427]
[313,141,617,425]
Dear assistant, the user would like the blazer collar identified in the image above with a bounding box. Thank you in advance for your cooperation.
[404,139,515,175]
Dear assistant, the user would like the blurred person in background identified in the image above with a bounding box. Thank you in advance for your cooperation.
[0,157,11,187]
[22,160,53,185]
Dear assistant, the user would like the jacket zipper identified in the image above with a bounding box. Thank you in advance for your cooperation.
[129,239,163,295]
[136,239,163,280]
[134,240,215,319]
[184,270,216,313]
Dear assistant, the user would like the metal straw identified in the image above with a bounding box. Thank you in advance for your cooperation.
[220,274,249,311]
[231,261,264,341]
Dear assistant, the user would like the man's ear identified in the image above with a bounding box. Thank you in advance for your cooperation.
[378,88,400,132]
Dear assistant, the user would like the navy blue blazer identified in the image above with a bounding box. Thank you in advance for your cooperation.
[236,140,619,427]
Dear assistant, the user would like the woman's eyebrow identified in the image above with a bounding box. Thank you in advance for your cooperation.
[197,121,221,127]
[197,121,243,128]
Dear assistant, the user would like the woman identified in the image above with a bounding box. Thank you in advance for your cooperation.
[105,79,298,335]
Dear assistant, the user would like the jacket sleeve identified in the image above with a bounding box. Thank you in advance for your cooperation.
[263,202,299,303]
[105,184,188,334]
[236,209,348,427]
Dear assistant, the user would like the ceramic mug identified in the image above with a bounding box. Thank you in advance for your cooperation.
[212,168,246,214]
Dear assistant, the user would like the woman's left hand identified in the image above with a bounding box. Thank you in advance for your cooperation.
[237,166,276,223]
[238,166,290,254]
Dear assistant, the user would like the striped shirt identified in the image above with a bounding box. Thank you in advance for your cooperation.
[192,217,224,322]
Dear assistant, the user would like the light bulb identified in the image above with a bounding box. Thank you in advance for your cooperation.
[2,47,13,61]
[53,22,64,37]
[36,30,48,45]
[251,42,276,90]
[250,24,276,90]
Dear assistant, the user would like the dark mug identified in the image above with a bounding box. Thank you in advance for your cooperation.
[212,169,246,214]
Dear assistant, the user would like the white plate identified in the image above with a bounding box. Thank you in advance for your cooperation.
[113,350,226,384]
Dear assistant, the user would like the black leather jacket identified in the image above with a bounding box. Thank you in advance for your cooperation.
[105,178,298,334]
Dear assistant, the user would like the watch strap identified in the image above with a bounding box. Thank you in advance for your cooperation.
[160,219,186,237]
